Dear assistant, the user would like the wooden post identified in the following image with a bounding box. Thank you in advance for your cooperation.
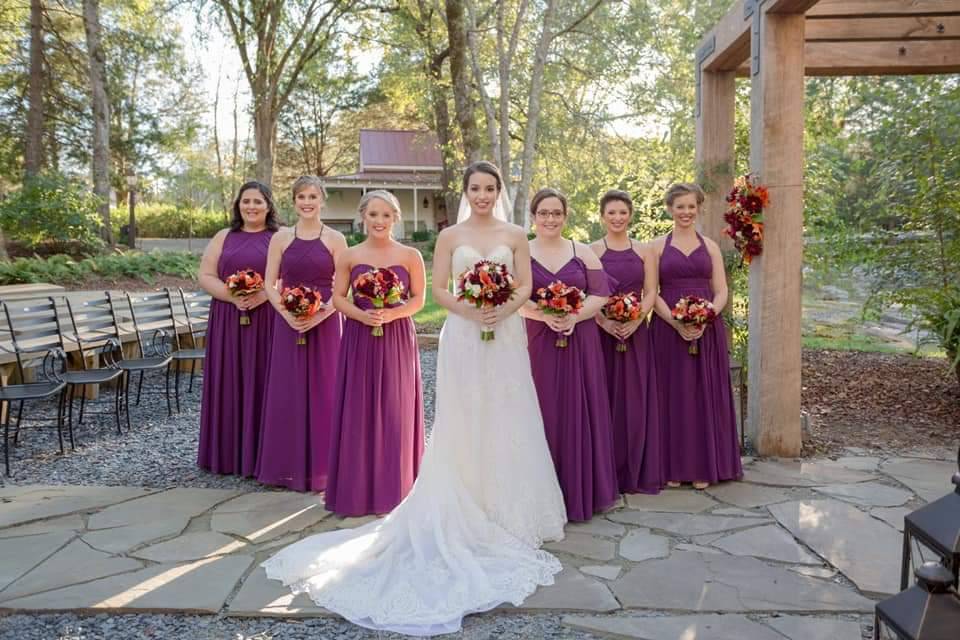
[695,69,736,248]
[747,8,805,457]
[413,186,419,233]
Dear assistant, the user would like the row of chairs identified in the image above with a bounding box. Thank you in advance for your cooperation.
[0,289,211,476]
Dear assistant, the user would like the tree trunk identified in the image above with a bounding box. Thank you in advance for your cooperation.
[25,0,45,178]
[428,55,459,222]
[465,1,499,168]
[445,0,482,162]
[512,0,557,228]
[253,96,276,187]
[83,0,112,245]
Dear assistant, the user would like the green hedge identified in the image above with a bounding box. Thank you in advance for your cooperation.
[112,203,227,239]
[0,251,199,286]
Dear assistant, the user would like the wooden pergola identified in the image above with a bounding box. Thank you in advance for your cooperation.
[695,0,960,456]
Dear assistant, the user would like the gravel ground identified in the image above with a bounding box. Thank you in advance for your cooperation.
[0,349,437,489]
[0,612,603,640]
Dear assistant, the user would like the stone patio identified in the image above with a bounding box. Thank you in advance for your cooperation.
[0,453,955,638]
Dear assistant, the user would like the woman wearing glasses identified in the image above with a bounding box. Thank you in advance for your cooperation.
[519,188,618,521]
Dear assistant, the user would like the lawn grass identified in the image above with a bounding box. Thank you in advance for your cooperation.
[414,269,447,333]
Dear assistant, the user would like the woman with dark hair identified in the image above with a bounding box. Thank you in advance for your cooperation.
[591,189,663,495]
[520,187,619,520]
[197,181,279,476]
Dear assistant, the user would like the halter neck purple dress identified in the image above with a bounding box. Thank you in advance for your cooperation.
[256,229,343,492]
[652,232,742,484]
[198,229,275,476]
[598,240,663,494]
[324,263,424,516]
[527,241,619,521]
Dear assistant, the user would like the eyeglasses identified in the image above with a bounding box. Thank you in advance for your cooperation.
[534,210,565,220]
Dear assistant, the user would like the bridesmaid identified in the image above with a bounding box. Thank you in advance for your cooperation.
[325,191,426,516]
[197,181,278,476]
[590,190,663,495]
[651,183,742,489]
[256,176,346,492]
[520,187,619,521]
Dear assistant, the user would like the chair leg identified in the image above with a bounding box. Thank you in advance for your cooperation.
[113,381,123,435]
[123,372,133,432]
[174,362,182,413]
[67,385,75,439]
[135,371,145,406]
[79,386,87,425]
[188,359,197,393]
[165,364,173,417]
[3,400,10,477]
[55,396,65,455]
[12,400,24,445]
[60,388,73,450]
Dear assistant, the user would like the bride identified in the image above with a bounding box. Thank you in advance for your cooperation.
[262,161,568,636]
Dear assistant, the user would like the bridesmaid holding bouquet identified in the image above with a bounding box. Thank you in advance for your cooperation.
[325,190,426,516]
[197,181,278,476]
[256,176,346,492]
[651,183,742,489]
[520,188,619,521]
[591,190,663,495]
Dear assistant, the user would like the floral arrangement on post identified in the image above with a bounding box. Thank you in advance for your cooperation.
[723,174,769,264]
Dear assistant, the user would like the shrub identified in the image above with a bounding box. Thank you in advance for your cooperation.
[0,250,199,286]
[111,203,227,239]
[411,229,433,242]
[346,231,365,247]
[0,173,105,255]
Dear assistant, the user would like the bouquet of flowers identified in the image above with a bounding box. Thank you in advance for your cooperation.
[352,267,405,336]
[723,173,769,265]
[672,295,717,356]
[280,285,324,345]
[535,280,586,348]
[225,268,264,326]
[457,259,517,341]
[602,292,644,352]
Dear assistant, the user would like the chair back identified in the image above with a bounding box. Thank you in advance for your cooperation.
[0,297,64,380]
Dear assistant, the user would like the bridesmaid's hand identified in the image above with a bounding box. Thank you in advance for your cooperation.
[246,291,269,310]
[618,318,643,341]
[544,314,574,334]
[359,309,385,328]
[283,311,311,333]
[597,317,620,339]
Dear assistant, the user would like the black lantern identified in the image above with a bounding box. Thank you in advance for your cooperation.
[899,446,960,591]
[875,562,960,639]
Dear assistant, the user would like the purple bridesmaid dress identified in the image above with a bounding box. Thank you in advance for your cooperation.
[652,232,742,484]
[324,264,424,516]
[256,229,342,492]
[198,229,275,476]
[527,241,619,521]
[599,241,663,494]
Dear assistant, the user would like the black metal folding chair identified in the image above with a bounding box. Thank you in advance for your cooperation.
[61,294,125,437]
[0,298,69,476]
[167,288,208,412]
[112,291,174,428]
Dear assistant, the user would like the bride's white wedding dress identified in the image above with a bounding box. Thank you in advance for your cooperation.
[263,243,567,637]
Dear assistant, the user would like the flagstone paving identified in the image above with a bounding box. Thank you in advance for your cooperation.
[0,452,956,639]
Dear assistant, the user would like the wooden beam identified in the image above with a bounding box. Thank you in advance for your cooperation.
[699,0,752,72]
[808,0,960,18]
[806,15,960,40]
[736,39,960,75]
[695,70,737,250]
[748,10,805,457]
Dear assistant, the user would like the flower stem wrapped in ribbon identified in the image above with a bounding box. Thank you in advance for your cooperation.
[535,280,586,348]
[723,174,769,265]
[456,259,517,342]
[225,268,264,326]
[602,292,643,352]
[352,267,405,336]
[672,295,717,356]
[281,285,324,345]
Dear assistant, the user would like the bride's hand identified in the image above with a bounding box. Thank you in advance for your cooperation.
[479,304,509,327]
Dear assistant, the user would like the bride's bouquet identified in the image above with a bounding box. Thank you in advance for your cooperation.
[225,268,264,326]
[457,260,517,341]
[672,295,717,356]
[602,292,643,352]
[281,285,324,345]
[535,280,585,348]
[352,267,405,336]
